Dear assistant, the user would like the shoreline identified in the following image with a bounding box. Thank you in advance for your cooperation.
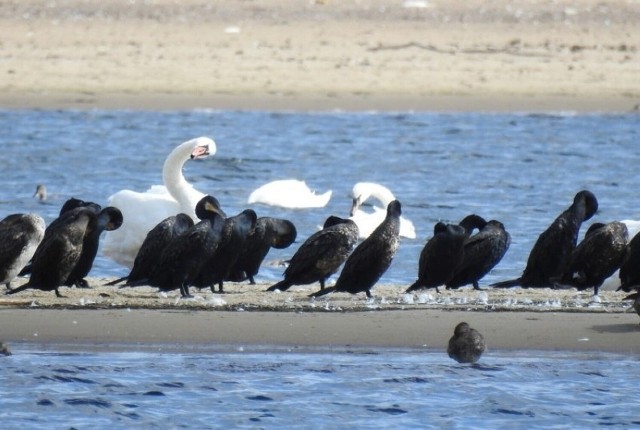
[1,308,638,354]
[1,92,639,114]
[1,279,639,353]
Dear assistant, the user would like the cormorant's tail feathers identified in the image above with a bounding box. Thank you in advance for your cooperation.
[490,278,522,288]
[309,286,337,298]
[267,279,291,292]
[405,281,421,293]
[623,292,639,301]
[105,276,128,286]
[5,284,29,295]
[118,278,151,288]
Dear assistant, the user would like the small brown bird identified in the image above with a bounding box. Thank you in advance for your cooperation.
[447,322,486,364]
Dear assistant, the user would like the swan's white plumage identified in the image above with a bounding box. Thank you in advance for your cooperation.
[247,179,332,209]
[349,182,416,239]
[600,219,640,291]
[102,137,216,268]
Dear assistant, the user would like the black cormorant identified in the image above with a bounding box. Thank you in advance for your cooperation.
[406,222,467,293]
[228,217,297,284]
[447,218,511,290]
[7,208,94,297]
[310,200,402,298]
[194,209,257,293]
[492,190,598,288]
[267,216,358,292]
[147,196,226,297]
[555,221,628,295]
[65,206,123,288]
[107,213,195,286]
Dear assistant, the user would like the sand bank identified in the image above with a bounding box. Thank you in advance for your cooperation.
[1,0,638,112]
[0,279,638,353]
[1,308,639,354]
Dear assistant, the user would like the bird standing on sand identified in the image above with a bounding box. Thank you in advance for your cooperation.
[406,222,467,293]
[6,208,94,297]
[194,209,257,293]
[447,322,486,364]
[108,213,196,286]
[146,196,226,298]
[0,213,46,289]
[65,206,123,288]
[556,221,628,295]
[447,217,511,290]
[228,216,297,285]
[267,216,358,292]
[492,190,598,288]
[310,200,402,298]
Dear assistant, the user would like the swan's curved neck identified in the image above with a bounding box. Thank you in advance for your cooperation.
[163,141,196,208]
[369,185,395,207]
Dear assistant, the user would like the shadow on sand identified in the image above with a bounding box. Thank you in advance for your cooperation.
[591,323,640,334]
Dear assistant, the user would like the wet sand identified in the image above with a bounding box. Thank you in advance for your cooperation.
[0,279,639,353]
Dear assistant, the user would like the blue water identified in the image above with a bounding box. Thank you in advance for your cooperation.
[0,344,638,428]
[2,110,640,427]
[1,109,639,286]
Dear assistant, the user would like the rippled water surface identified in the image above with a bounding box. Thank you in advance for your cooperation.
[1,109,638,285]
[1,345,638,428]
[1,110,639,427]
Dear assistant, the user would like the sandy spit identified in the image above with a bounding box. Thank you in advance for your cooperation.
[0,0,638,112]
[0,278,638,353]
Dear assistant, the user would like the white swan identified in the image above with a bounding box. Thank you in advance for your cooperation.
[599,219,640,291]
[247,179,332,209]
[102,136,216,268]
[349,182,416,239]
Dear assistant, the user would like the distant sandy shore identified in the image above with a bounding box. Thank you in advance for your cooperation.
[0,278,638,353]
[1,0,638,112]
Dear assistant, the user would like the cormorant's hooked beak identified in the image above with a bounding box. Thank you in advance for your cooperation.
[190,145,210,159]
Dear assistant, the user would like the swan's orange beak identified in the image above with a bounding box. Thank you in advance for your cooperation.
[190,145,210,159]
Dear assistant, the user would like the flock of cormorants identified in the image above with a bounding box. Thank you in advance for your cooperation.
[1,137,639,324]
[1,187,639,308]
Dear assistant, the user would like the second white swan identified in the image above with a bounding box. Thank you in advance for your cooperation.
[349,182,416,239]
